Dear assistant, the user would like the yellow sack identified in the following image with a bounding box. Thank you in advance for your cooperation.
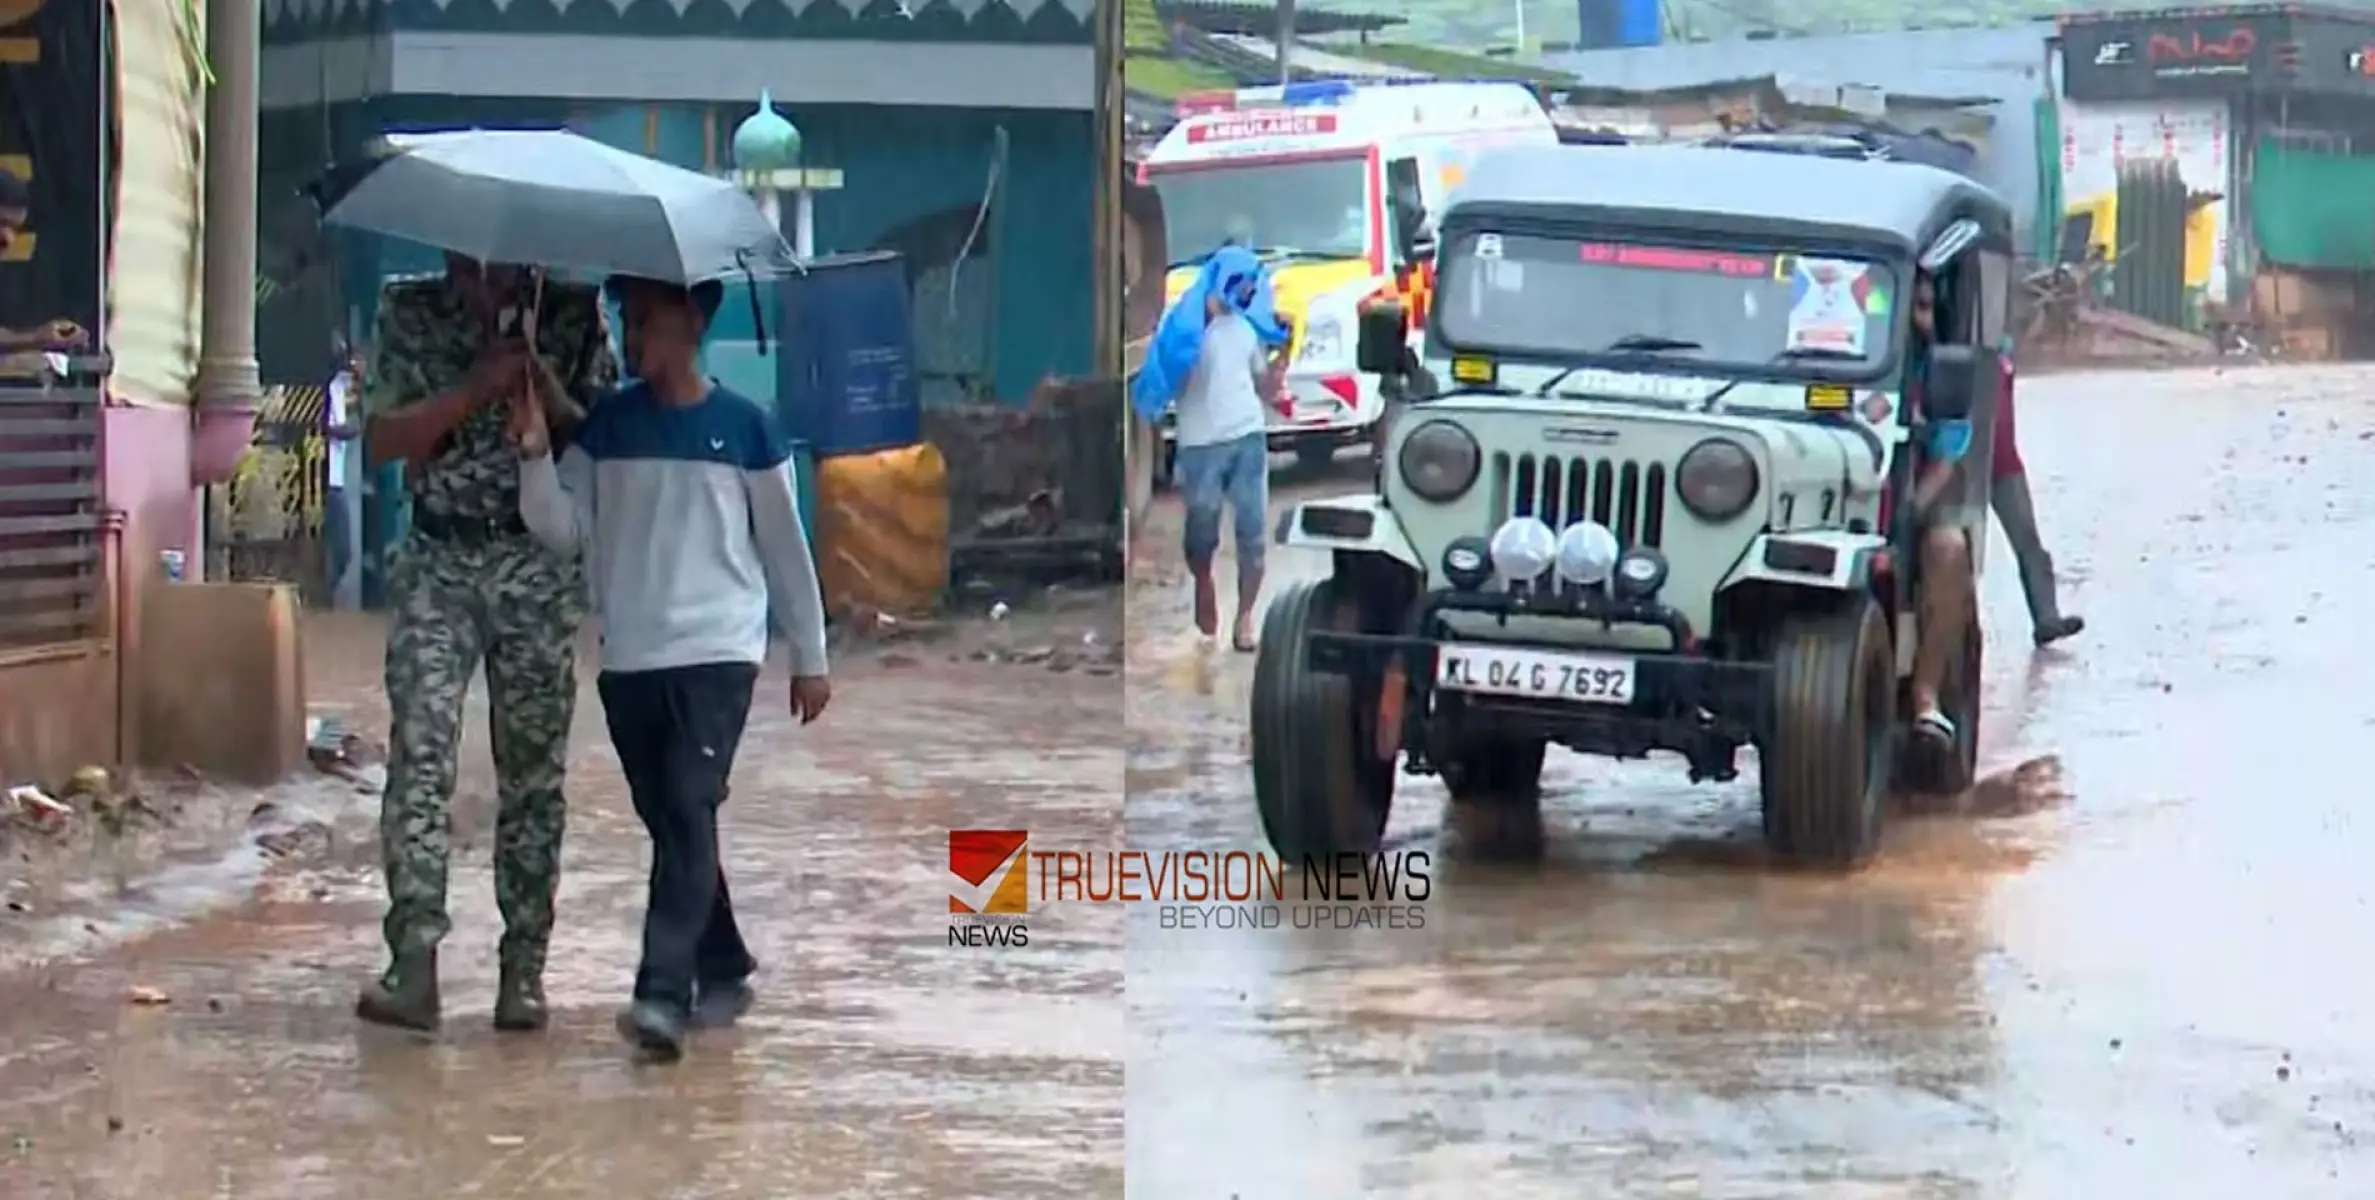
[814,443,950,620]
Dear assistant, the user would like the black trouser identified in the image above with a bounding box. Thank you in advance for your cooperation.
[596,661,761,1014]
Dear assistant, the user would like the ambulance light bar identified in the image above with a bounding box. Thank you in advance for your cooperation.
[1174,79,1354,118]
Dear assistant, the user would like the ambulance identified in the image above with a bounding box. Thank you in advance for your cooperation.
[1141,79,1558,472]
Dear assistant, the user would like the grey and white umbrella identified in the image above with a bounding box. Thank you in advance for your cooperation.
[321,129,797,286]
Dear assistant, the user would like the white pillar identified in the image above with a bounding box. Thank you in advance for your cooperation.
[755,188,783,242]
[793,189,816,259]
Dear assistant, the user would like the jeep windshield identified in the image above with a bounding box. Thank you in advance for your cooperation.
[1434,229,1902,391]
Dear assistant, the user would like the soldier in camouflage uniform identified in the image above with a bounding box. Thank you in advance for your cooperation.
[356,255,618,1032]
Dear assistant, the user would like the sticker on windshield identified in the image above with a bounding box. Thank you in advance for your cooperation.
[1785,258,1877,357]
[1486,259,1525,292]
[1474,234,1504,259]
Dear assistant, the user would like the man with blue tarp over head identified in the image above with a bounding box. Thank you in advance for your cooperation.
[1133,245,1289,650]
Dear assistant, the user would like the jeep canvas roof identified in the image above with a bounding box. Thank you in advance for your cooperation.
[1445,143,2012,254]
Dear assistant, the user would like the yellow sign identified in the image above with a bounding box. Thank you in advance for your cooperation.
[1805,383,1851,411]
[1449,356,1495,385]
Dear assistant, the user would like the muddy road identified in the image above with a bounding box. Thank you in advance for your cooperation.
[1125,364,2375,1198]
[0,604,1124,1199]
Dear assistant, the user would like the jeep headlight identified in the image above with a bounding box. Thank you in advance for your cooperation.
[1397,420,1481,502]
[1295,317,1343,364]
[1675,437,1761,522]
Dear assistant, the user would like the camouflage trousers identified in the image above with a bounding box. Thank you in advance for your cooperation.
[379,530,584,985]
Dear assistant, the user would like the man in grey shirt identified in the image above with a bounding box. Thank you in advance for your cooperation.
[1173,276,1280,651]
[511,276,830,1061]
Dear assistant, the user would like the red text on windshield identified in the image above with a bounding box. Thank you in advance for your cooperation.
[1578,243,1771,277]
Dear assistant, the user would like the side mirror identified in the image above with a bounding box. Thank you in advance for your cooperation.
[1355,300,1408,376]
[1920,343,2000,422]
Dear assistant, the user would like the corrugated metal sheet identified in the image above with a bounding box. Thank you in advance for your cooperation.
[104,0,205,408]
[1543,25,2053,240]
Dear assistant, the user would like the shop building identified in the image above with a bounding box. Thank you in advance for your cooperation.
[2055,4,2375,349]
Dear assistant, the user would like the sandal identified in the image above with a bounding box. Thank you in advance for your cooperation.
[1912,708,1957,743]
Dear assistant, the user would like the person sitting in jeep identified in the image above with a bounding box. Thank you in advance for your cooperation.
[1905,271,1977,747]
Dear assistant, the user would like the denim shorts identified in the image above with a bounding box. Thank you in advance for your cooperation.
[1175,431,1269,571]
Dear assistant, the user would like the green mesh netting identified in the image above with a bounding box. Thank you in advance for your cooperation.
[2034,97,2061,263]
[2251,138,2375,270]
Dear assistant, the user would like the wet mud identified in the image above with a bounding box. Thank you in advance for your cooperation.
[1126,370,2375,1197]
[0,601,1125,1198]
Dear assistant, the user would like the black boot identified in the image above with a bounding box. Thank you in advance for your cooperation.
[355,951,440,1031]
[493,966,547,1032]
[2034,615,2085,648]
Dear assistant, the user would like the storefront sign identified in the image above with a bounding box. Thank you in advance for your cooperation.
[0,0,109,349]
[2061,13,2289,100]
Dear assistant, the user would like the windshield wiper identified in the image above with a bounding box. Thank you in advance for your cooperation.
[1531,337,1706,398]
[1601,334,1704,354]
[1165,245,1362,270]
[1696,345,1865,412]
[1253,245,1364,263]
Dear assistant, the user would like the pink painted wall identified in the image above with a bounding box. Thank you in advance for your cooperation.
[102,404,198,587]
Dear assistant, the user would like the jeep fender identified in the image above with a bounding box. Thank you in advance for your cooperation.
[1272,495,1425,573]
[1719,529,1889,596]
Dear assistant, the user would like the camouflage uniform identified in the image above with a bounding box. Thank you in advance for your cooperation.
[362,276,617,1028]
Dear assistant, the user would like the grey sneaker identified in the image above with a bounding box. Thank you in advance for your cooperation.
[615,1000,687,1062]
[691,979,754,1029]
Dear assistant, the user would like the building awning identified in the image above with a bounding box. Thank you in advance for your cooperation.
[261,33,1095,111]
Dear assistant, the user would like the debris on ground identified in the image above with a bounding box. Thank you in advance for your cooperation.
[5,785,70,832]
[126,985,171,1006]
[304,712,381,780]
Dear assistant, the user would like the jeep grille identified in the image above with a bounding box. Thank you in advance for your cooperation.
[1492,453,1668,548]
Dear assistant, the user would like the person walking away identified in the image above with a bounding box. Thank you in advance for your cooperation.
[1990,358,2084,648]
[323,343,364,608]
[1174,257,1282,651]
[513,276,831,1062]
[356,256,617,1033]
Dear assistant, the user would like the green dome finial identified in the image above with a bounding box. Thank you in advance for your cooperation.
[732,91,802,172]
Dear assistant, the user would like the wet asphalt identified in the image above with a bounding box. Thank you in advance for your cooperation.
[1125,363,2375,1198]
[0,610,1123,1198]
[3,362,2372,1197]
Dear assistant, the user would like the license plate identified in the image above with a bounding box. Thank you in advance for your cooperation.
[1434,643,1637,704]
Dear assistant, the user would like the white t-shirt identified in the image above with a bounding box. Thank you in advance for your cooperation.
[325,372,354,483]
[1172,311,1269,448]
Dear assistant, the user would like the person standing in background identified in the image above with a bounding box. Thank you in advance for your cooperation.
[323,342,363,608]
[1991,358,2084,648]
[0,169,86,359]
[1170,251,1283,652]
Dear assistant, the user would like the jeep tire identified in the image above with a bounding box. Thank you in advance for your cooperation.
[1251,578,1396,858]
[1444,738,1547,806]
[1443,736,1549,858]
[1760,600,1893,868]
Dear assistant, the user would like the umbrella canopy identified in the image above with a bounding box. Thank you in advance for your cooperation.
[321,129,796,286]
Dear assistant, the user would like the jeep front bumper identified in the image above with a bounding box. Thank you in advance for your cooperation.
[1305,588,1771,777]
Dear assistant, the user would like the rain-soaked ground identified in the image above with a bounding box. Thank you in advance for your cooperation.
[1125,363,2375,1198]
[0,597,1123,1197]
